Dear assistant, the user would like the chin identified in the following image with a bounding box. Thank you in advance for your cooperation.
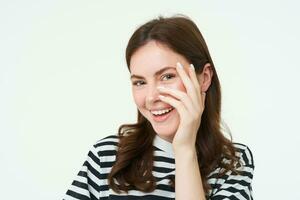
[151,123,178,142]
[142,110,180,142]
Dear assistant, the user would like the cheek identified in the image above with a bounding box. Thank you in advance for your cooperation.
[169,79,186,93]
[132,90,144,107]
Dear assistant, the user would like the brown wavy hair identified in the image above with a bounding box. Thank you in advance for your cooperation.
[108,14,239,195]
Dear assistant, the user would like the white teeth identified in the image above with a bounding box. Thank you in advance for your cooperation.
[151,108,173,116]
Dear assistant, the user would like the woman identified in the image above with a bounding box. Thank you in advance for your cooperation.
[64,15,254,200]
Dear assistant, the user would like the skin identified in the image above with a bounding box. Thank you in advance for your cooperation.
[130,40,213,199]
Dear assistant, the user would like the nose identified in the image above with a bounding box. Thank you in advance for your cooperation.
[145,84,160,108]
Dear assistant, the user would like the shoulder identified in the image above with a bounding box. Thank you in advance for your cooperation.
[83,134,120,169]
[91,134,120,155]
[94,134,120,147]
[207,143,255,198]
[232,142,254,167]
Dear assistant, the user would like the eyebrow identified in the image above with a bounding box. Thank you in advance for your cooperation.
[130,66,175,80]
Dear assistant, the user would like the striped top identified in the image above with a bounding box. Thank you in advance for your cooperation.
[64,134,254,200]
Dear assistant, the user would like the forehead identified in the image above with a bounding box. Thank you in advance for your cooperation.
[129,41,186,76]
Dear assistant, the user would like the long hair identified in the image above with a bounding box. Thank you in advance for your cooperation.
[108,14,239,195]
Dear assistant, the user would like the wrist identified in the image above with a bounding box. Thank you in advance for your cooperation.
[173,145,197,158]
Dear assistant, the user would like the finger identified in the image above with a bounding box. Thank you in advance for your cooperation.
[189,63,203,108]
[157,86,195,113]
[176,62,201,110]
[158,95,186,118]
[188,64,201,101]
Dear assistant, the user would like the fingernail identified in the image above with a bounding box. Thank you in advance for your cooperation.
[158,95,165,99]
[157,86,165,90]
[176,62,183,69]
[190,64,195,70]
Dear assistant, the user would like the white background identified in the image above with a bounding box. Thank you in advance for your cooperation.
[1,0,299,199]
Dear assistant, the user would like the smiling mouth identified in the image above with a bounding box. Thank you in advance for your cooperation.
[151,107,175,122]
[150,107,174,115]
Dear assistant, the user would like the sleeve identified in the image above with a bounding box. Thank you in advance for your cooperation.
[210,144,255,200]
[63,144,102,200]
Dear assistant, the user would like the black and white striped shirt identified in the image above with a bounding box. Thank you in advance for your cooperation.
[64,134,254,200]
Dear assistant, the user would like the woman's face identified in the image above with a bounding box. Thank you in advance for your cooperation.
[129,40,192,142]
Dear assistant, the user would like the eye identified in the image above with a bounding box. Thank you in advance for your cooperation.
[132,80,145,87]
[161,73,175,81]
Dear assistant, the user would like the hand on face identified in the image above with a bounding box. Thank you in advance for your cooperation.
[157,62,206,151]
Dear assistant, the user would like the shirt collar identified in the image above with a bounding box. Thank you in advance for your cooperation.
[153,134,174,158]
